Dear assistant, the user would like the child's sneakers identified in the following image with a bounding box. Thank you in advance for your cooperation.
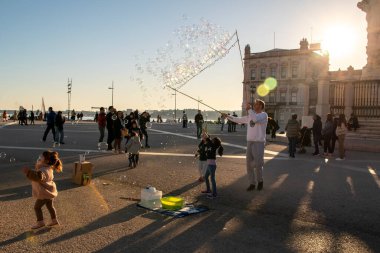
[31,220,45,230]
[48,218,60,227]
[201,190,211,194]
[198,176,205,182]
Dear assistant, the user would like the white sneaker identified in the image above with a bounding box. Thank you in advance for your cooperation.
[336,157,345,161]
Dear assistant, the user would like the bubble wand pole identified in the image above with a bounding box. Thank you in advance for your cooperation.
[166,86,223,114]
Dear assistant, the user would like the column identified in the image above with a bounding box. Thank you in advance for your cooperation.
[344,81,354,117]
[316,74,330,121]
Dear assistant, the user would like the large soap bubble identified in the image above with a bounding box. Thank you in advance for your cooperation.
[0,152,6,159]
[98,142,108,152]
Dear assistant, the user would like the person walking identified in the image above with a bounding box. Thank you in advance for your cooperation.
[285,114,300,158]
[232,112,238,132]
[224,99,268,191]
[139,111,151,148]
[336,114,347,160]
[312,115,322,156]
[70,109,76,123]
[322,113,334,157]
[30,111,35,125]
[182,111,188,128]
[2,110,7,122]
[195,110,204,139]
[97,107,106,143]
[54,111,66,145]
[220,114,225,132]
[42,107,56,142]
[106,106,115,151]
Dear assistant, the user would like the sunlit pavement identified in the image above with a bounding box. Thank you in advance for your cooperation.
[1,122,380,252]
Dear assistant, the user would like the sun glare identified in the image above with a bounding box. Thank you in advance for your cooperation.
[322,25,356,59]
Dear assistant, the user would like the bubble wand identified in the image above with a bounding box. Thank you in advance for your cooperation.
[165,86,223,114]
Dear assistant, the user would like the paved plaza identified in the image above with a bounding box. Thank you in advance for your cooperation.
[1,121,380,252]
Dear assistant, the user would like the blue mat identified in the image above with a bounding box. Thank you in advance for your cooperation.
[137,203,209,218]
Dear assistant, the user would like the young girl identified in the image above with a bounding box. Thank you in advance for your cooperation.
[195,133,208,182]
[202,136,224,199]
[126,131,141,168]
[23,151,62,229]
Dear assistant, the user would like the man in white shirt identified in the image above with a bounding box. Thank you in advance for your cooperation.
[223,99,268,191]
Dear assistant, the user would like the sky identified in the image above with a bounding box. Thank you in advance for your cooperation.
[0,0,367,112]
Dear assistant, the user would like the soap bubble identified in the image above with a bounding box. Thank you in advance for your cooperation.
[9,157,16,163]
[0,152,6,159]
[98,142,108,152]
[146,122,152,129]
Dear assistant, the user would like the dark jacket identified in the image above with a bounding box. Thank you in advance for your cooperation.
[98,112,106,128]
[195,113,204,125]
[205,138,218,160]
[312,116,322,137]
[322,120,334,136]
[113,118,124,138]
[46,111,56,125]
[139,115,150,130]
[54,114,65,130]
[106,112,114,130]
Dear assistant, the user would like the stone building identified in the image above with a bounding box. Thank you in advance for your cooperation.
[242,39,329,129]
[242,0,380,130]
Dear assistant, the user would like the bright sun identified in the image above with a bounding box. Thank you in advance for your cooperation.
[321,25,356,58]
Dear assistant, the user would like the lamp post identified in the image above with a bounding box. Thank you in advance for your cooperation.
[108,81,114,107]
[249,84,256,106]
[67,78,72,118]
[172,90,177,122]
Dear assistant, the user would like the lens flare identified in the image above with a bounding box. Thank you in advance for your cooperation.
[257,84,270,97]
[264,77,277,90]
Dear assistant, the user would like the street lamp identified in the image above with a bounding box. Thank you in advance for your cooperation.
[67,78,72,118]
[108,81,114,107]
[171,90,177,122]
[249,84,256,105]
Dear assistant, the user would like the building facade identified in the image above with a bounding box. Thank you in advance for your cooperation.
[242,0,380,129]
[242,39,329,129]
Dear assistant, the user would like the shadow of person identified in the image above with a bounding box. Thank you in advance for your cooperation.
[0,227,52,248]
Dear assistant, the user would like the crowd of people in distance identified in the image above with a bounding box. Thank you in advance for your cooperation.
[96,106,151,168]
[283,112,360,161]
